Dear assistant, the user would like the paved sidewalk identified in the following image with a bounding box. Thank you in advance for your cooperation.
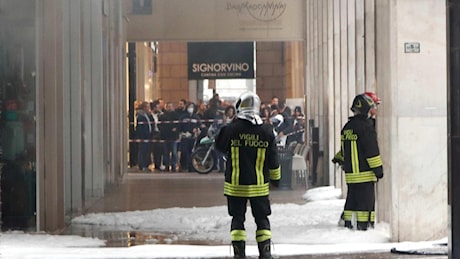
[66,170,446,259]
[85,171,306,214]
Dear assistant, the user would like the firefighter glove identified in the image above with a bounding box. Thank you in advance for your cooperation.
[373,166,384,179]
[270,179,280,188]
[331,157,343,166]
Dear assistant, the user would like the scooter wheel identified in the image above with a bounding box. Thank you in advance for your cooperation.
[191,148,215,174]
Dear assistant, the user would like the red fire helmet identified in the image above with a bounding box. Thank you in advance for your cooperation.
[364,92,381,105]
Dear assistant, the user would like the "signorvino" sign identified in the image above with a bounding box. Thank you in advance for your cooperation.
[188,42,255,80]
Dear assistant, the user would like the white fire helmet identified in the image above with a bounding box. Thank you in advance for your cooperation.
[235,91,263,125]
[270,114,284,128]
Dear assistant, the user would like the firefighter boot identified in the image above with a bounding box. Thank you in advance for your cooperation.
[258,239,272,259]
[357,221,368,231]
[232,241,246,259]
[344,220,353,229]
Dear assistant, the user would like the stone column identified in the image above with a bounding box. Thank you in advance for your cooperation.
[448,0,460,257]
[36,0,65,231]
[306,0,447,242]
[375,0,447,242]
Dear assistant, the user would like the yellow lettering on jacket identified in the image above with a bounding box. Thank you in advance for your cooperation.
[342,129,358,141]
[239,133,259,140]
[244,139,269,148]
[231,139,242,146]
[231,133,269,148]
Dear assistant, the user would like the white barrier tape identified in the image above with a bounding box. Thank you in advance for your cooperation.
[131,118,223,125]
[129,128,304,143]
[129,139,181,143]
[130,116,306,125]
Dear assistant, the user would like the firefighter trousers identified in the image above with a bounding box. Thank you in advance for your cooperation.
[343,182,375,230]
[227,196,271,242]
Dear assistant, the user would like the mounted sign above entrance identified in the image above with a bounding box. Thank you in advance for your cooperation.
[188,42,255,80]
[126,0,304,41]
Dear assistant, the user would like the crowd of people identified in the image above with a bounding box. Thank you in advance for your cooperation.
[131,94,306,173]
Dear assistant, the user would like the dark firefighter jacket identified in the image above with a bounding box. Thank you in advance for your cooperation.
[335,115,383,184]
[215,119,281,197]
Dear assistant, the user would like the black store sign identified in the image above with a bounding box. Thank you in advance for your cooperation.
[188,42,255,80]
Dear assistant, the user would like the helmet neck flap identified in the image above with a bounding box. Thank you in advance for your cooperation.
[235,91,263,125]
[237,112,263,125]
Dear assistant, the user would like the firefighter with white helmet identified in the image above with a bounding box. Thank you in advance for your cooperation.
[216,91,281,258]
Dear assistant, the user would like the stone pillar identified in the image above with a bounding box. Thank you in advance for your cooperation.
[157,42,189,103]
[375,0,447,242]
[448,1,460,257]
[306,0,447,241]
[36,0,65,231]
[135,42,155,102]
[256,42,286,104]
[285,41,305,99]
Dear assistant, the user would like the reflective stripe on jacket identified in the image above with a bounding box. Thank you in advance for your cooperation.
[340,115,382,184]
[216,119,281,197]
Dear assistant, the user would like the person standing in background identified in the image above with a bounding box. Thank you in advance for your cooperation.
[157,98,166,113]
[260,106,272,125]
[178,102,201,172]
[175,98,187,117]
[291,106,305,144]
[158,102,179,172]
[196,101,207,119]
[224,105,236,125]
[270,96,279,108]
[150,100,163,172]
[136,101,153,172]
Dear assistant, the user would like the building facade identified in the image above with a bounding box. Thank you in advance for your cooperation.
[0,0,449,244]
[0,0,127,231]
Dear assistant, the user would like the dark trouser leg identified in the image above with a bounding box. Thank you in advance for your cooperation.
[356,182,375,231]
[345,182,375,231]
[187,138,195,171]
[152,139,162,170]
[343,184,354,229]
[179,139,187,171]
[130,140,138,167]
[250,196,272,259]
[168,141,178,171]
[162,142,170,171]
[138,142,150,170]
[227,196,247,258]
[178,138,192,171]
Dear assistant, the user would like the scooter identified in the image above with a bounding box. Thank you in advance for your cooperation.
[190,135,216,174]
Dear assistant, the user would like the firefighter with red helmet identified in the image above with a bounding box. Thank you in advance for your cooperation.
[364,91,381,105]
[216,91,281,258]
[334,93,384,230]
[364,91,381,128]
[333,91,381,165]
